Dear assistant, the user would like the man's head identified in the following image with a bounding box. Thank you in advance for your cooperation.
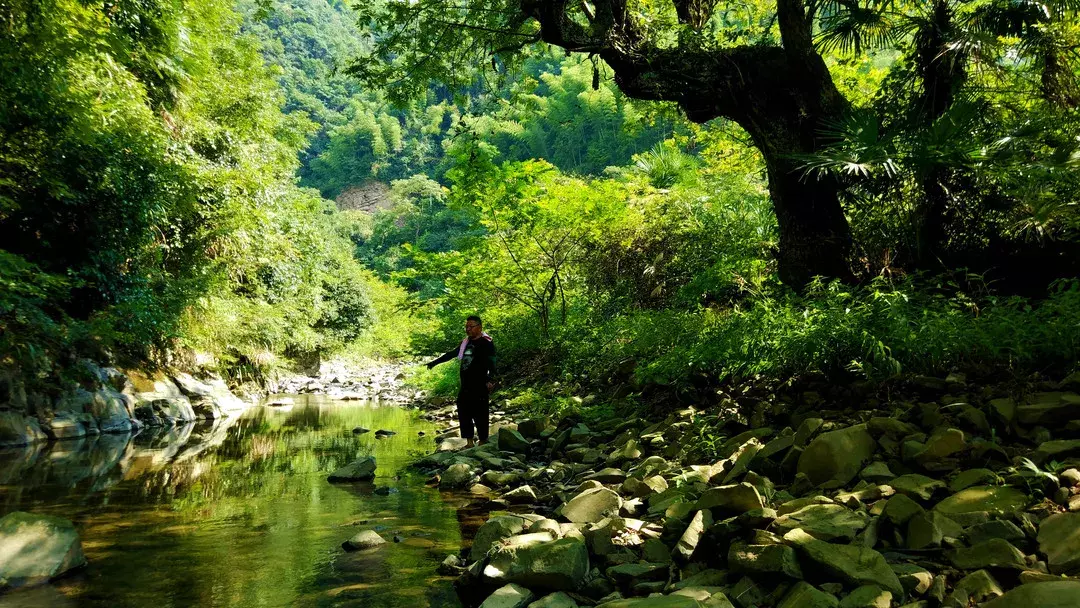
[465,315,483,339]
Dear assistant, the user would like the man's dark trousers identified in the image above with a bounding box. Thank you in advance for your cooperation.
[457,386,489,441]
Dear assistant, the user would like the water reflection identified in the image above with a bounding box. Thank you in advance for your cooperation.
[0,395,464,607]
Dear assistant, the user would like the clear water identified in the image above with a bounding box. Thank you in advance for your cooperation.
[0,395,469,607]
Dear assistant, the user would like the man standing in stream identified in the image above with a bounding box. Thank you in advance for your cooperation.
[426,315,496,448]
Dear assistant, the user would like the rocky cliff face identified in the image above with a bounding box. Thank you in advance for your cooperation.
[0,362,253,448]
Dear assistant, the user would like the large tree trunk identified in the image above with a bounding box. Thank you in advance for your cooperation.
[524,0,856,287]
[604,44,855,286]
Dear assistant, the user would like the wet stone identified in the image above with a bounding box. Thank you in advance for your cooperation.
[1037,512,1080,574]
[342,530,386,551]
[947,538,1027,570]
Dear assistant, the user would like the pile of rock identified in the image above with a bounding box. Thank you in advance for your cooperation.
[271,360,425,404]
[0,362,252,448]
[414,372,1080,607]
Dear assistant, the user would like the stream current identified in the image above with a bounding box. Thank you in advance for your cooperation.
[0,395,469,607]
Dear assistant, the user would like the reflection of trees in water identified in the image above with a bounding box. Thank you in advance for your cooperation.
[0,399,468,608]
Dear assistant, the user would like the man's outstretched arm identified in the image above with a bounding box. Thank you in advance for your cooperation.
[426,348,458,369]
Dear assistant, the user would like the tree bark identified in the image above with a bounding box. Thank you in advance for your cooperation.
[521,0,855,287]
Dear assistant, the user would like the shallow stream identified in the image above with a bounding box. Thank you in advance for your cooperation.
[0,395,469,607]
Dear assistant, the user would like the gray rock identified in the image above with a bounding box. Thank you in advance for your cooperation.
[471,515,527,560]
[838,585,890,608]
[343,529,386,551]
[440,463,476,489]
[1016,392,1080,425]
[784,528,903,596]
[483,537,589,591]
[672,510,712,563]
[595,596,703,607]
[517,419,548,439]
[561,487,621,524]
[503,485,538,504]
[944,569,1003,607]
[947,538,1027,570]
[906,510,963,550]
[327,456,376,482]
[528,592,579,608]
[965,519,1025,545]
[797,424,877,488]
[606,562,669,586]
[934,486,1028,520]
[481,583,536,608]
[982,581,1080,608]
[773,504,869,541]
[0,512,86,588]
[859,461,895,483]
[1033,439,1080,464]
[890,474,945,501]
[694,483,764,515]
[0,411,47,447]
[777,582,838,608]
[914,428,966,464]
[607,439,642,464]
[881,494,925,526]
[728,542,802,579]
[948,468,1000,492]
[1037,512,1080,574]
[585,468,628,484]
[793,418,824,448]
[498,427,531,453]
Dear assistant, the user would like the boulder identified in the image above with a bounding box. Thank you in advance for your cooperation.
[343,530,386,551]
[944,569,1003,607]
[948,468,1000,492]
[838,585,890,608]
[606,562,669,587]
[1016,392,1080,425]
[172,373,247,419]
[797,424,877,487]
[914,428,966,464]
[933,486,1028,521]
[773,504,869,541]
[728,542,803,579]
[982,581,1080,608]
[498,427,531,453]
[673,510,712,563]
[327,456,376,482]
[784,528,903,596]
[561,488,621,524]
[906,511,963,550]
[483,538,589,591]
[596,596,703,607]
[503,485,538,504]
[947,538,1027,570]
[517,419,549,439]
[1037,512,1080,574]
[0,411,47,447]
[471,515,528,560]
[777,582,838,608]
[890,474,945,501]
[881,494,924,526]
[440,463,476,489]
[481,583,536,608]
[694,483,764,515]
[607,439,642,464]
[528,592,579,608]
[0,512,86,587]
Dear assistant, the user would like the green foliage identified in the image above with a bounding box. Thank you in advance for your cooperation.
[0,0,380,383]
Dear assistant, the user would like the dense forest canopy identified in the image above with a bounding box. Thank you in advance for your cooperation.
[358,0,1080,288]
[2,0,1079,399]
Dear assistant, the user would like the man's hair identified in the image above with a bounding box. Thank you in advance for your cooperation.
[466,315,482,326]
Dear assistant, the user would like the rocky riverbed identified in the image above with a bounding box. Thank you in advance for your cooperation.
[406,371,1080,608]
